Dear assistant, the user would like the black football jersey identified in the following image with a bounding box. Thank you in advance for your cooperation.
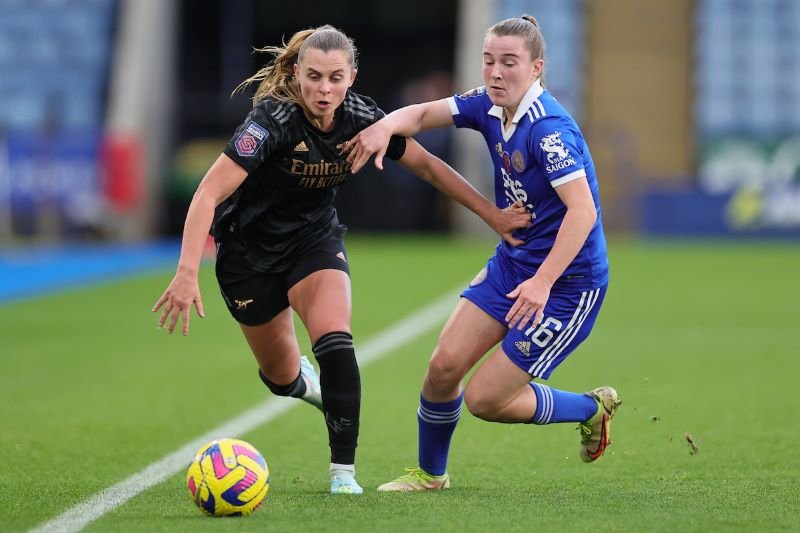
[212,90,407,272]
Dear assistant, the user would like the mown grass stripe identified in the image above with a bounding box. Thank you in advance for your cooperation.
[28,289,460,533]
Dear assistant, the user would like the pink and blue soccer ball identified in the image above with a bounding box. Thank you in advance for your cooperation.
[186,438,269,516]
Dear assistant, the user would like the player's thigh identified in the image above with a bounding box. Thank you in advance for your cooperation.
[465,345,533,409]
[286,232,352,344]
[431,297,507,378]
[430,253,516,378]
[240,307,302,384]
[288,269,352,345]
[216,258,301,381]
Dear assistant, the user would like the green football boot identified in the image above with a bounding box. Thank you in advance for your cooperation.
[578,386,621,463]
[377,467,450,492]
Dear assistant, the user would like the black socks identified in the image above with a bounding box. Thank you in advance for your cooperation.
[313,331,361,465]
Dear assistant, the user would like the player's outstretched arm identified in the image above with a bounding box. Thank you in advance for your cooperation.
[347,99,454,173]
[397,139,531,246]
[152,154,248,335]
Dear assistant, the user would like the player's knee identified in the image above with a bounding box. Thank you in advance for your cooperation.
[426,347,464,392]
[464,387,499,421]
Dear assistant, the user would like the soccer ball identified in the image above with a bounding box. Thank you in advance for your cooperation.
[186,438,270,516]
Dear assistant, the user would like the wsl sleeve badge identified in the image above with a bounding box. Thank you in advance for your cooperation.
[235,121,269,157]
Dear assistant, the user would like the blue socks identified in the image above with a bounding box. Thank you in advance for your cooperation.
[529,383,598,424]
[416,385,596,473]
[418,392,463,476]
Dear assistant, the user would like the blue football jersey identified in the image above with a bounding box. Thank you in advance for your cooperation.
[447,80,609,290]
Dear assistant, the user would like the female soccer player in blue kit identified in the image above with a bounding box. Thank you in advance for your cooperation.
[347,15,621,491]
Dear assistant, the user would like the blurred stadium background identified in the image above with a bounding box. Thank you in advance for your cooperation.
[3,2,800,531]
[2,0,799,252]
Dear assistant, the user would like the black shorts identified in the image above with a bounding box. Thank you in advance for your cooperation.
[215,233,350,326]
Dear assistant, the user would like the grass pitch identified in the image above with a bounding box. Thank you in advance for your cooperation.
[2,237,798,532]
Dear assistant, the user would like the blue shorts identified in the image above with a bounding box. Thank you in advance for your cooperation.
[461,253,607,379]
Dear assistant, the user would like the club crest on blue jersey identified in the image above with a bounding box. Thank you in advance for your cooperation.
[539,131,577,174]
[511,149,525,172]
[235,121,269,157]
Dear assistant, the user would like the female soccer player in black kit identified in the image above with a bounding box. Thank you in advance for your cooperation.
[153,24,531,494]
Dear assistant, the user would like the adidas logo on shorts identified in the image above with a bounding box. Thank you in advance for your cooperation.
[514,340,531,357]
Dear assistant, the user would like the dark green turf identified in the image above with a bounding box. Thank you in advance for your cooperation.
[2,237,798,532]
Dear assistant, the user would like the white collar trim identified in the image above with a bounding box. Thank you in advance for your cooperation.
[487,79,544,124]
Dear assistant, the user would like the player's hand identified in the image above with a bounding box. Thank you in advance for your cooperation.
[505,274,551,331]
[492,201,531,246]
[152,271,205,336]
[345,120,394,173]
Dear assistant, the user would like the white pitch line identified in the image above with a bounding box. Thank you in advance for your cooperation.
[29,288,461,533]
